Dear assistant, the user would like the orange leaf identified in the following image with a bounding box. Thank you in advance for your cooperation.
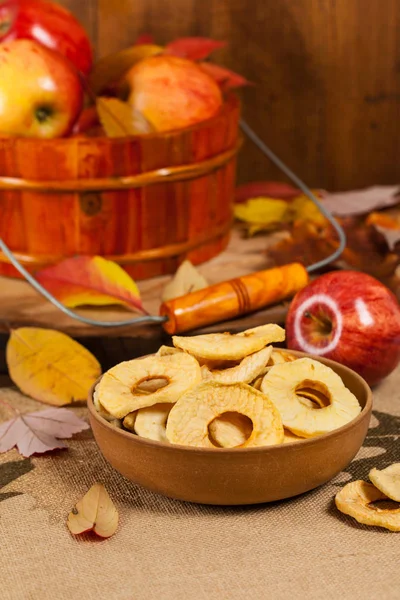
[366,212,400,229]
[36,256,146,313]
[67,483,118,538]
[199,62,251,90]
[166,37,227,61]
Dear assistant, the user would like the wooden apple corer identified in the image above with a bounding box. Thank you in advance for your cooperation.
[0,120,346,334]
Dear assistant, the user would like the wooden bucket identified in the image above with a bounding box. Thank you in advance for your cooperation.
[0,94,240,280]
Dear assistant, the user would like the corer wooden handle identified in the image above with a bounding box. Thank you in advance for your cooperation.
[160,262,309,334]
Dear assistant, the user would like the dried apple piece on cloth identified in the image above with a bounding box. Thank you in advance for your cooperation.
[67,483,118,538]
[335,480,400,532]
[369,464,400,502]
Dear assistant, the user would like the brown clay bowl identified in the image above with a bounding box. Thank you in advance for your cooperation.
[87,350,372,505]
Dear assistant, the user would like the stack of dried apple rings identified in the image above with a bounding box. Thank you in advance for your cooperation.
[94,323,362,449]
[335,464,400,532]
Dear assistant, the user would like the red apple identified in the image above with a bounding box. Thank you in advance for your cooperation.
[0,39,83,138]
[285,270,400,386]
[0,0,93,75]
[125,55,223,132]
[0,1,18,39]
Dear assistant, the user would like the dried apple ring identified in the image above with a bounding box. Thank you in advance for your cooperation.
[201,346,273,384]
[250,349,297,389]
[123,403,172,443]
[335,480,400,531]
[172,324,285,362]
[260,357,361,437]
[166,381,284,448]
[156,345,182,357]
[269,350,297,365]
[95,353,201,419]
[369,464,400,502]
[283,429,303,443]
[208,412,253,448]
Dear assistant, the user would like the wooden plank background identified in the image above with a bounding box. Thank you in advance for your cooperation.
[60,0,400,191]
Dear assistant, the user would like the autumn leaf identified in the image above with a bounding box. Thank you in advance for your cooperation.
[366,212,400,229]
[199,62,250,90]
[321,185,400,217]
[89,44,164,95]
[161,260,209,302]
[266,216,400,285]
[36,256,146,313]
[235,181,300,203]
[166,37,227,61]
[235,191,328,236]
[134,33,155,45]
[72,106,100,134]
[234,197,291,235]
[373,225,400,252]
[6,328,101,406]
[0,408,89,458]
[96,97,154,137]
[67,483,118,538]
[364,213,400,252]
[266,220,337,270]
[287,194,328,227]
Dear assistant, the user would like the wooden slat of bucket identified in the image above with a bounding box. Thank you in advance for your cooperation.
[0,140,26,254]
[17,138,80,257]
[0,96,240,281]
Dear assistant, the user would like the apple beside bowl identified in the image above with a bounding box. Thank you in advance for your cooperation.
[87,350,372,506]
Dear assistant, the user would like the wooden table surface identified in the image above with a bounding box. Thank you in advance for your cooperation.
[0,229,289,372]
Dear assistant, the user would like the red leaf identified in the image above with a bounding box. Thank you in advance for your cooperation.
[135,33,155,45]
[166,37,226,61]
[0,408,89,458]
[72,106,99,134]
[235,181,301,203]
[36,256,146,313]
[199,62,251,90]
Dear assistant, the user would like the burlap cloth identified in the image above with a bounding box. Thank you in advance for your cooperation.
[1,368,399,600]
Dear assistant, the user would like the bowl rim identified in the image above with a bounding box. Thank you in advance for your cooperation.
[87,349,373,455]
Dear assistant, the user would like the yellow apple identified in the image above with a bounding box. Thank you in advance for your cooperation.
[0,39,83,138]
[125,54,223,132]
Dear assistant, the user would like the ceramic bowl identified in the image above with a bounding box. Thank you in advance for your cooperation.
[87,350,372,505]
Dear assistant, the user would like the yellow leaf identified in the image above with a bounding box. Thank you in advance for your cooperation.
[67,483,118,538]
[97,97,154,137]
[6,328,102,406]
[234,197,289,226]
[89,44,164,95]
[287,193,327,227]
[161,260,209,302]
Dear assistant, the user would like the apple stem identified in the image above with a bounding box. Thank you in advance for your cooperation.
[304,311,332,334]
